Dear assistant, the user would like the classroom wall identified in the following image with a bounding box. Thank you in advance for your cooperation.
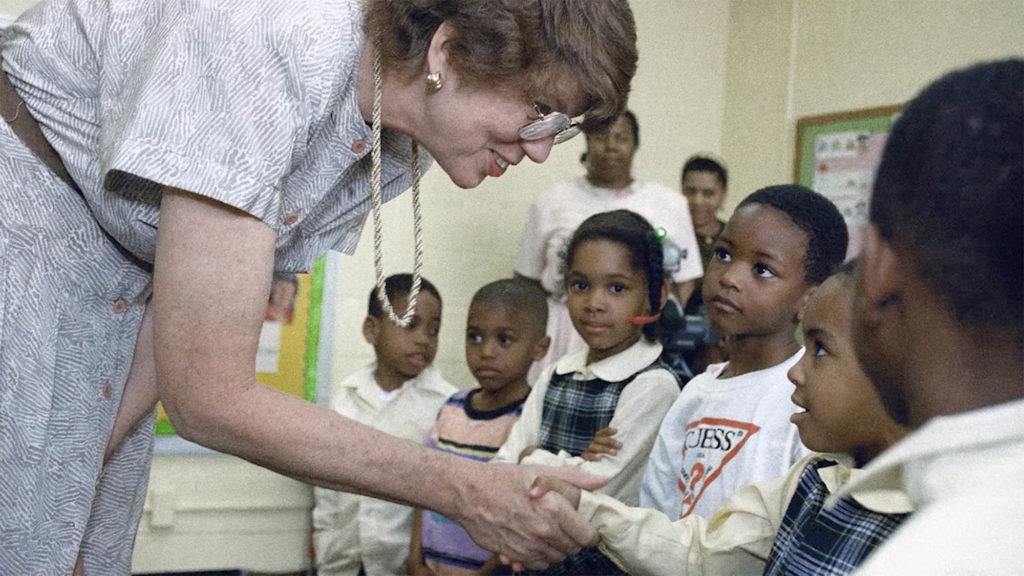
[720,0,1024,214]
[1,0,1020,573]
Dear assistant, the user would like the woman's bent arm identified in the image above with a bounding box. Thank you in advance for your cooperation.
[151,188,599,567]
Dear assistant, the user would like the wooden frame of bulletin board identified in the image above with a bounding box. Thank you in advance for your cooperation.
[155,256,327,438]
[794,104,902,257]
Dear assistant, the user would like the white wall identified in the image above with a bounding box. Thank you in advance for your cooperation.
[720,0,1024,213]
[0,0,31,16]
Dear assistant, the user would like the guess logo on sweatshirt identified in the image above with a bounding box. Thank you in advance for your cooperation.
[676,417,761,518]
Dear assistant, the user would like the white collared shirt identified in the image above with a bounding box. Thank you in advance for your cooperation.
[494,339,681,506]
[312,363,457,576]
[837,398,1024,575]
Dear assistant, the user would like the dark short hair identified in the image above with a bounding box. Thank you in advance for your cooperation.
[871,59,1022,333]
[585,109,639,147]
[363,0,637,130]
[682,155,728,189]
[562,209,665,340]
[737,185,848,285]
[471,278,548,338]
[367,274,441,318]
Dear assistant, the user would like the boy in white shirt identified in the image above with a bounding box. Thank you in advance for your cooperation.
[641,185,847,520]
[841,59,1023,575]
[313,274,457,576]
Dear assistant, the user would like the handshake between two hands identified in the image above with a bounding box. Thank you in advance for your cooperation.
[501,427,623,571]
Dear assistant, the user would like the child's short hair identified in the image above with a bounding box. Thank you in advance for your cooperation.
[736,185,848,284]
[471,278,548,338]
[871,59,1022,334]
[682,154,728,188]
[367,274,441,318]
[562,209,665,339]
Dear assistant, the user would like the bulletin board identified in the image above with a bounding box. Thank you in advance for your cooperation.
[155,256,327,435]
[794,105,902,256]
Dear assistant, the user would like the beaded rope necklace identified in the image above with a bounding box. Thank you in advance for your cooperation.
[369,47,424,328]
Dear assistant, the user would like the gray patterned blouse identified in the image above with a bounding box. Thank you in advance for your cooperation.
[3,0,425,274]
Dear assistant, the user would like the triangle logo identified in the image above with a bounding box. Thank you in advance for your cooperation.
[675,417,761,518]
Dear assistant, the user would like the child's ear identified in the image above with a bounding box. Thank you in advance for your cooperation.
[533,335,552,362]
[658,281,670,312]
[795,286,817,323]
[362,315,379,345]
[856,224,903,327]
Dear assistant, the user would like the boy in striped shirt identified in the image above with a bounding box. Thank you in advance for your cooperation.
[410,279,550,576]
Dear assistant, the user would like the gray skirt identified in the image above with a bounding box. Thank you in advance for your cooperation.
[0,121,155,575]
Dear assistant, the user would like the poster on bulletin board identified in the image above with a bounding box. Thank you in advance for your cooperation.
[155,256,326,436]
[794,104,902,257]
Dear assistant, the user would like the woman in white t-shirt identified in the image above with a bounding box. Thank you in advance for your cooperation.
[515,111,703,380]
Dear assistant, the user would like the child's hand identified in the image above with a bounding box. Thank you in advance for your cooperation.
[518,445,539,462]
[463,463,604,571]
[409,560,436,576]
[582,427,620,462]
[529,475,583,510]
[475,553,504,575]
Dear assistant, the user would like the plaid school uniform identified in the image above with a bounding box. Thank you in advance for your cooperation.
[527,358,680,576]
[764,460,910,576]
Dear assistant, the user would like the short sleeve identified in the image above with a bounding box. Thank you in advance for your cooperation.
[99,1,343,223]
[625,182,703,284]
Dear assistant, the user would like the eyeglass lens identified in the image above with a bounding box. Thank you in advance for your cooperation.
[518,105,583,145]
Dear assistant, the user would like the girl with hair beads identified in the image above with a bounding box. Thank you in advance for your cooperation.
[515,112,703,383]
[494,209,683,575]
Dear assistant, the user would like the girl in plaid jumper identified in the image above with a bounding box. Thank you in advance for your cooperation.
[495,209,683,575]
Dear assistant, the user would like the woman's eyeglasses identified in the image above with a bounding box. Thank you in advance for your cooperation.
[518,104,583,145]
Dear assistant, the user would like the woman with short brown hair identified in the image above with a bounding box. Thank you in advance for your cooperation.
[0,0,637,573]
[366,0,636,131]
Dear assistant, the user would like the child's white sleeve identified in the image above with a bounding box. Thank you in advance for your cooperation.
[492,376,549,464]
[579,458,809,575]
[519,369,681,503]
[639,387,692,514]
[312,487,361,573]
[582,370,681,501]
